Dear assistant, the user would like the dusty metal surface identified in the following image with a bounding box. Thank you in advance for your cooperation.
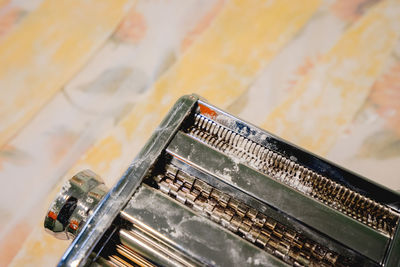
[43,95,400,267]
[122,185,287,267]
[151,164,351,266]
[166,131,388,263]
[189,112,398,236]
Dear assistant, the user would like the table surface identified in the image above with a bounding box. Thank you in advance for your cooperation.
[1,0,399,266]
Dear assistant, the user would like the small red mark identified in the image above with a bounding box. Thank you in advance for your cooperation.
[48,211,57,220]
[69,220,79,230]
[199,103,217,119]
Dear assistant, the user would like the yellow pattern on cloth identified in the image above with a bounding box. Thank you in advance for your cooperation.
[0,0,134,148]
[9,0,400,266]
[262,0,400,156]
[95,0,320,174]
[9,1,320,265]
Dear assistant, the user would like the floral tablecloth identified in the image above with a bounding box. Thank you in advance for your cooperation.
[0,0,399,265]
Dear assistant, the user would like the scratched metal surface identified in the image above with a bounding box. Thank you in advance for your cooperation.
[0,0,399,266]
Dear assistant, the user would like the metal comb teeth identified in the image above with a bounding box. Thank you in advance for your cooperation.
[189,113,399,236]
[153,164,348,267]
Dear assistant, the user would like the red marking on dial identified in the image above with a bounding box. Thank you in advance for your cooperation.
[48,211,57,220]
[69,220,79,230]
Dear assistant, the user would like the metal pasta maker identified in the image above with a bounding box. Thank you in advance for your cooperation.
[44,95,400,267]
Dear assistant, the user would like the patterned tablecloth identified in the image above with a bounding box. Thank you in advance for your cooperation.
[0,0,399,265]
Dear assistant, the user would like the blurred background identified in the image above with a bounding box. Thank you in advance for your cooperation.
[0,0,399,265]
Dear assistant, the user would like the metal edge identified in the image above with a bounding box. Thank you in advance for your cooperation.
[384,224,400,266]
[166,131,388,263]
[58,94,199,267]
[123,185,289,267]
[168,156,379,267]
[197,100,400,212]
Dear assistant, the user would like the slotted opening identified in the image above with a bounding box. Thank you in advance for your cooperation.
[58,196,78,228]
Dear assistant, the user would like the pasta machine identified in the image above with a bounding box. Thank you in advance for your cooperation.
[44,95,400,266]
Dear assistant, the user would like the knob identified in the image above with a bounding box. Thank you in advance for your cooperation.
[44,170,108,240]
